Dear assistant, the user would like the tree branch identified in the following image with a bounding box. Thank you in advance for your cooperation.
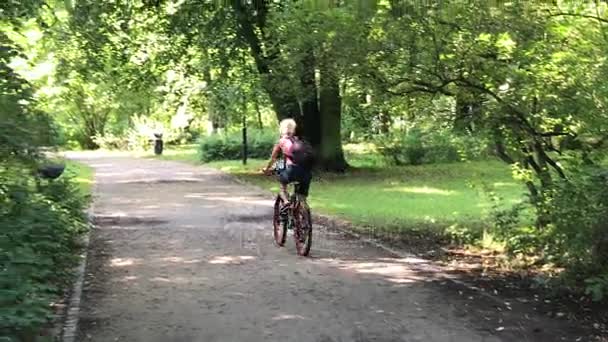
[232,2,269,75]
[548,11,608,24]
[494,140,515,164]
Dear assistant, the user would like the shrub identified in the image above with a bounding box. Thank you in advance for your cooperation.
[199,129,276,162]
[543,168,608,276]
[375,128,489,165]
[0,161,89,341]
[482,166,608,301]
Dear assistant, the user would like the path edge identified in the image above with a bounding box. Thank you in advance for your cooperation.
[59,186,96,342]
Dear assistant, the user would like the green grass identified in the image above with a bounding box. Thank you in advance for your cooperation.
[150,143,201,164]
[65,160,94,195]
[157,143,527,239]
[207,159,526,236]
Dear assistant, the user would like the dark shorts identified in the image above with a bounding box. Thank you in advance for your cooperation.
[279,165,312,196]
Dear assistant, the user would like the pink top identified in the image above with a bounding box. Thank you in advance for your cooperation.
[278,135,295,165]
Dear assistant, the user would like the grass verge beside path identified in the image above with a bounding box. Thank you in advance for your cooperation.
[154,144,526,243]
[65,160,94,195]
[151,143,200,164]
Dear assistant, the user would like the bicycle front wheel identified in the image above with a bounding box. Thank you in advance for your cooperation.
[273,195,287,247]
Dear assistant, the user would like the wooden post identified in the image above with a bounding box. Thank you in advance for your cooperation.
[242,113,248,165]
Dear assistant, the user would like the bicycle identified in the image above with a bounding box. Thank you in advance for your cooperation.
[265,161,313,256]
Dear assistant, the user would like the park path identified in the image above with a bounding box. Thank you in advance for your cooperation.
[69,152,586,342]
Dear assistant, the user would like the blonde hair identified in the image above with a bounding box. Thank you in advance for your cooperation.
[279,118,297,136]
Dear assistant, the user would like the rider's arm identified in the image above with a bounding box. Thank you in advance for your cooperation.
[264,143,282,171]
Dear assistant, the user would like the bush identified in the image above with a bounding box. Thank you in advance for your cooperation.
[0,161,89,341]
[375,128,489,165]
[199,129,276,162]
[543,169,608,279]
[482,166,608,301]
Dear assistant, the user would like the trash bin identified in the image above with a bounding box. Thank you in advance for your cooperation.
[153,133,163,155]
[38,163,65,180]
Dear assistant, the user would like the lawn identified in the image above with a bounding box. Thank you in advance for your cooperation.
[65,160,94,195]
[151,143,200,164]
[156,144,527,239]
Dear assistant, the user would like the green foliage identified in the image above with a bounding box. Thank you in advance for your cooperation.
[375,128,489,165]
[199,130,276,163]
[0,161,90,341]
[1,5,91,338]
[478,165,608,300]
[585,273,608,302]
[542,169,608,278]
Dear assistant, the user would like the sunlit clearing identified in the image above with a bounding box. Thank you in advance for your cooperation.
[110,258,140,267]
[493,182,516,188]
[75,177,93,184]
[384,186,454,196]
[208,256,256,265]
[272,314,309,321]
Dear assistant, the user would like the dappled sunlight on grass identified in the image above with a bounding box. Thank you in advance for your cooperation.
[383,186,455,196]
[65,160,94,194]
[493,182,518,188]
[150,144,200,164]
[74,177,93,185]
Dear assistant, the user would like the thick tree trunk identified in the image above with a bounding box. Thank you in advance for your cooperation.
[299,48,321,147]
[254,94,263,129]
[319,67,348,172]
[233,3,346,171]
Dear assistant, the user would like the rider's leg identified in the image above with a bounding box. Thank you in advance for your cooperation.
[279,183,289,204]
[278,167,292,212]
[294,165,312,208]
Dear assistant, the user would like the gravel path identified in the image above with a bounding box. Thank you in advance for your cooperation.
[69,152,589,342]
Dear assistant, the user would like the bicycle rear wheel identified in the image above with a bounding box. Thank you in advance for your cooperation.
[294,203,312,256]
[273,195,287,247]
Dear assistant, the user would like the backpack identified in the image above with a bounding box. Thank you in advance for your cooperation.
[289,136,315,169]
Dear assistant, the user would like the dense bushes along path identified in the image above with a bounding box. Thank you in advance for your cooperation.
[71,151,590,342]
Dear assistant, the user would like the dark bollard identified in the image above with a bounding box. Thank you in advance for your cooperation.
[154,133,163,155]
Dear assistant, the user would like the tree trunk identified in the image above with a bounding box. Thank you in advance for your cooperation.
[254,93,263,129]
[299,48,321,147]
[319,67,348,172]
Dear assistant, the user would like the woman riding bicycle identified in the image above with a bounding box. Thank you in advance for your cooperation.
[262,118,313,212]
